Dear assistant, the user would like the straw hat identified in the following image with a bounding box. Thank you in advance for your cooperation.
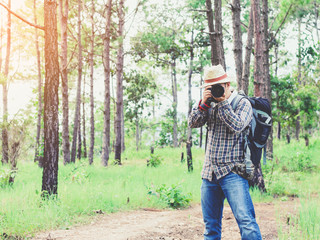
[200,64,234,88]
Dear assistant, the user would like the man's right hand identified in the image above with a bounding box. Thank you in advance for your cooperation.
[201,87,213,105]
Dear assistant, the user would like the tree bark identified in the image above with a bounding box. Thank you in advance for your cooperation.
[82,74,87,158]
[261,0,273,161]
[135,117,139,151]
[315,1,320,55]
[59,0,70,165]
[101,0,112,166]
[199,71,203,148]
[89,0,95,165]
[231,0,243,90]
[205,0,219,65]
[214,0,225,69]
[1,0,11,165]
[77,113,82,159]
[70,0,83,163]
[250,0,266,191]
[261,0,270,100]
[186,27,194,172]
[296,17,302,141]
[241,7,253,95]
[114,0,125,164]
[33,0,44,167]
[171,59,178,148]
[252,0,264,98]
[42,0,60,197]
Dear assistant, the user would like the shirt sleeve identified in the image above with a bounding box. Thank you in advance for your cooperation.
[188,105,209,128]
[216,98,252,133]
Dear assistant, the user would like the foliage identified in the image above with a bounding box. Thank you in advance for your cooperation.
[0,147,204,237]
[64,163,89,184]
[295,85,319,130]
[0,168,16,188]
[148,183,192,209]
[123,70,156,122]
[147,154,162,167]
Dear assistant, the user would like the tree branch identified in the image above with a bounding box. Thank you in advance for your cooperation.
[269,4,292,44]
[0,1,44,30]
[189,9,209,13]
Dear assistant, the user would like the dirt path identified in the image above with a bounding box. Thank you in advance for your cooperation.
[33,199,298,240]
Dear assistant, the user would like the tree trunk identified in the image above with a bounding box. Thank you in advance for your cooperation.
[34,0,43,166]
[214,0,225,68]
[114,0,125,165]
[304,135,309,147]
[101,0,112,166]
[205,0,219,65]
[199,71,203,148]
[42,0,60,197]
[251,0,266,191]
[231,0,243,90]
[261,0,270,100]
[241,7,253,95]
[171,59,178,148]
[286,126,291,144]
[296,17,302,141]
[59,0,70,165]
[315,1,320,55]
[252,0,264,98]
[187,27,194,172]
[121,109,125,152]
[277,120,281,140]
[88,0,95,165]
[70,0,83,163]
[135,117,139,151]
[77,113,82,159]
[261,0,273,161]
[82,74,87,158]
[1,0,11,165]
[88,0,95,164]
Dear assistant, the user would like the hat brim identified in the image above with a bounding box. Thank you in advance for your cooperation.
[200,75,235,88]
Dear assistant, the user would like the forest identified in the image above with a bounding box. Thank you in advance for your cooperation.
[0,0,319,239]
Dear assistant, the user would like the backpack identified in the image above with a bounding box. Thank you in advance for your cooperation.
[231,91,272,167]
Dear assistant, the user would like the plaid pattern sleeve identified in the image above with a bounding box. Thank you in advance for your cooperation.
[201,98,253,181]
[217,99,252,133]
[188,105,209,129]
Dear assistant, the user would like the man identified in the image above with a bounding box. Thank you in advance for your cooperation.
[188,64,262,240]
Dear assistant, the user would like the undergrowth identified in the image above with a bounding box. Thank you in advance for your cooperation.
[0,138,319,238]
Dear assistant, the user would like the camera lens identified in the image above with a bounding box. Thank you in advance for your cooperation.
[211,84,225,98]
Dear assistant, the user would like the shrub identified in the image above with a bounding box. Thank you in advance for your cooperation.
[290,151,315,172]
[0,168,16,188]
[65,165,89,184]
[147,154,162,167]
[148,183,191,209]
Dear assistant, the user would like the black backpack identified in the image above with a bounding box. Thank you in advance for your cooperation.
[231,92,272,166]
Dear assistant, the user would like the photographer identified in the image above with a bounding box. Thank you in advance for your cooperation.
[188,64,262,240]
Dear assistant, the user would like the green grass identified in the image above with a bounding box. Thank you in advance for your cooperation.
[270,138,320,239]
[1,138,320,238]
[0,147,204,238]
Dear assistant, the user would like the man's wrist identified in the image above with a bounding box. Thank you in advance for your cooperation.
[198,100,211,111]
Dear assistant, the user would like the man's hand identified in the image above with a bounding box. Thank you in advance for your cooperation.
[213,94,226,103]
[201,87,213,105]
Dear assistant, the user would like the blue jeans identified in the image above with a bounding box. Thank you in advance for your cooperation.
[201,172,262,240]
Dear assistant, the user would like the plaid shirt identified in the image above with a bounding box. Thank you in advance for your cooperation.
[188,92,252,180]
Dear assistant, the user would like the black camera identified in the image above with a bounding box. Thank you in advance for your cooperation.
[211,84,225,98]
[206,84,225,104]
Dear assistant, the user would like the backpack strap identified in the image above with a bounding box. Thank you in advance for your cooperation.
[230,93,246,112]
